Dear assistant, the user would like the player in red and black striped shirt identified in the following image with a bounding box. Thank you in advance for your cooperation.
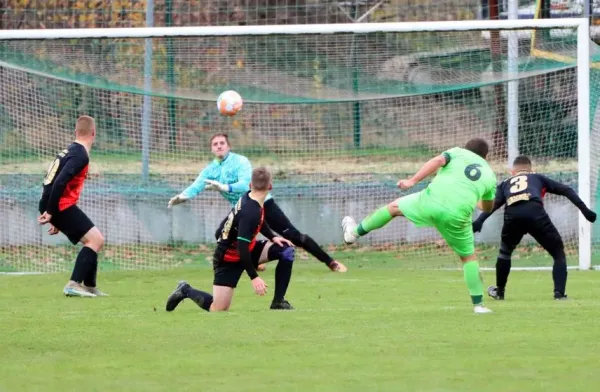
[38,116,106,298]
[165,167,297,312]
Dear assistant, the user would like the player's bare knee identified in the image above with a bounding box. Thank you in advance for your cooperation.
[95,232,105,251]
[459,254,477,263]
[210,303,230,312]
[259,242,272,263]
[81,227,104,252]
[387,200,403,217]
[214,300,231,311]
[210,292,233,311]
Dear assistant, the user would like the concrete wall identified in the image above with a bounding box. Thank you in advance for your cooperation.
[0,187,582,248]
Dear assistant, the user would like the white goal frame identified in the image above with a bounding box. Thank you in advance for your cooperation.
[0,18,591,270]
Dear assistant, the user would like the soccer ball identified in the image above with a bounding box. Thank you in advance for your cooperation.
[217,90,243,116]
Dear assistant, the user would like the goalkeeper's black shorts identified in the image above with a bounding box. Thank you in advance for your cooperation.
[501,202,563,252]
[50,205,95,245]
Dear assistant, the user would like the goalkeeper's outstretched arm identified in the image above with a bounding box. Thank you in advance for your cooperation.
[168,166,211,208]
[181,166,211,199]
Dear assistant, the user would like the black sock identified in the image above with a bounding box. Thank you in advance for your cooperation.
[496,257,511,293]
[274,247,295,302]
[264,199,334,265]
[83,248,99,287]
[286,231,333,265]
[70,247,96,283]
[552,252,568,295]
[183,286,213,311]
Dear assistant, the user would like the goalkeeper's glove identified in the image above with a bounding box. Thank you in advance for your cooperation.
[582,207,597,223]
[204,179,231,193]
[472,219,484,233]
[168,193,189,208]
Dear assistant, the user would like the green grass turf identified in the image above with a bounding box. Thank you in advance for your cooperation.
[1,258,600,392]
[0,243,593,273]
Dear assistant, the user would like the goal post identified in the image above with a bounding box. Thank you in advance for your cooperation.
[577,18,592,270]
[0,18,595,273]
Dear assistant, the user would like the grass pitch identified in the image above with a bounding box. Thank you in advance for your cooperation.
[1,253,600,392]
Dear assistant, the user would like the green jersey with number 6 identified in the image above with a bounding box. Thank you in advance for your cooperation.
[426,147,497,218]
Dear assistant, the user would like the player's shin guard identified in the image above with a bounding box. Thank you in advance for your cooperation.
[495,257,511,294]
[70,246,97,284]
[463,261,484,305]
[184,286,213,311]
[273,246,295,302]
[282,228,333,265]
[552,249,568,297]
[356,206,393,237]
[83,249,99,288]
[494,242,514,297]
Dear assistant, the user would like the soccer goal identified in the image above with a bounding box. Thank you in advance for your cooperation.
[0,18,597,273]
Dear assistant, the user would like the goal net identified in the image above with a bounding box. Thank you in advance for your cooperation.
[0,20,597,273]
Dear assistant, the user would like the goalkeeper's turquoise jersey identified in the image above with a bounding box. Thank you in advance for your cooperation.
[181,152,252,206]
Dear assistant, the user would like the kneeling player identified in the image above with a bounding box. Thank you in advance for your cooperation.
[165,167,296,312]
[473,155,596,300]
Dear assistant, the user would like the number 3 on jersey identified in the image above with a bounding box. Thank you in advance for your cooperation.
[464,163,482,181]
[509,175,528,193]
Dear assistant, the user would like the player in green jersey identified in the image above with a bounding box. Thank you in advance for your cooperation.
[342,138,497,314]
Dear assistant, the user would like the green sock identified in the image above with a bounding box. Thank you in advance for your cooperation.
[463,261,483,305]
[354,206,393,236]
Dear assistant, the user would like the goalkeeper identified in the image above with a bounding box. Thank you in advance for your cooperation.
[472,155,597,301]
[342,138,497,314]
[168,132,347,273]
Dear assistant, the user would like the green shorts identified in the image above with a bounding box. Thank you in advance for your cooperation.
[397,191,474,257]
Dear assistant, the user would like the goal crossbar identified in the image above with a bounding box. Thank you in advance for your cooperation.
[0,18,588,40]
